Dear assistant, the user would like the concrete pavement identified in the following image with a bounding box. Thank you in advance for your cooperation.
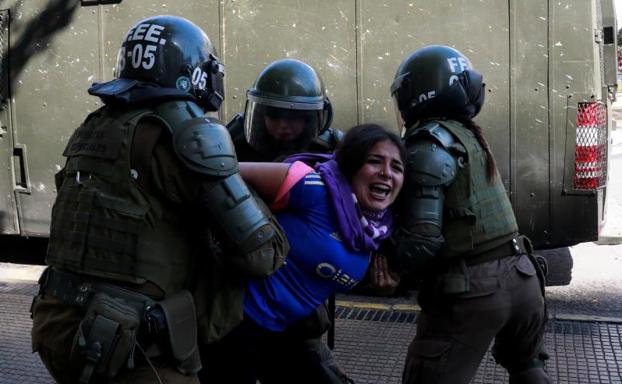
[597,94,622,243]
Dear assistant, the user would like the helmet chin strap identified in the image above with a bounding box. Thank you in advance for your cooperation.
[321,97,334,134]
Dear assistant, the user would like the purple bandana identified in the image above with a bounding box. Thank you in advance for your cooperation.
[285,153,394,252]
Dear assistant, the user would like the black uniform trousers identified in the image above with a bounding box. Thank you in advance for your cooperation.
[402,254,552,384]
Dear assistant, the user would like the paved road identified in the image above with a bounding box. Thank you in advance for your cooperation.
[546,242,622,319]
[2,245,617,383]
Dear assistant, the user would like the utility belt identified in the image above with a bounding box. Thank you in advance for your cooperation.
[464,234,533,266]
[33,267,200,382]
[438,234,537,295]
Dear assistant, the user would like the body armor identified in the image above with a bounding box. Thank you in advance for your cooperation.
[394,119,518,271]
[439,119,518,257]
[47,106,192,296]
[47,101,281,296]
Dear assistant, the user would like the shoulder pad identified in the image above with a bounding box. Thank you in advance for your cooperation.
[226,113,245,137]
[312,127,344,151]
[323,127,344,143]
[173,117,239,177]
[406,138,458,187]
[407,121,467,157]
[226,112,244,132]
[408,121,454,148]
[155,100,205,133]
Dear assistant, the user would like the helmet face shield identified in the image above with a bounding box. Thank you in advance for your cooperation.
[242,59,333,156]
[244,101,324,156]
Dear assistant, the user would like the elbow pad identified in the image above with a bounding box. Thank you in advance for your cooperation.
[201,173,276,254]
[393,122,464,274]
[229,198,290,277]
[402,137,458,229]
[162,101,281,259]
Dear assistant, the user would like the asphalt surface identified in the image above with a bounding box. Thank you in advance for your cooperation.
[1,263,621,384]
[547,242,622,320]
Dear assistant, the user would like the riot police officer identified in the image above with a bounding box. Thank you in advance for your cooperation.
[389,45,552,384]
[227,58,341,162]
[203,59,350,384]
[31,15,287,384]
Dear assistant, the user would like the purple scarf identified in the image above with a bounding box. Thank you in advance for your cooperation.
[285,153,394,253]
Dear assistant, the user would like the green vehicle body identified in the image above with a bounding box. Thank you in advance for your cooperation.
[0,1,617,280]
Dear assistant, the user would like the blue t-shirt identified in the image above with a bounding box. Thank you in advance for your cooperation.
[244,172,371,331]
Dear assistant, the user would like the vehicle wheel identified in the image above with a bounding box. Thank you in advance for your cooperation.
[535,247,573,286]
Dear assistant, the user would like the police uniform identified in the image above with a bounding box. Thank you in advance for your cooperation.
[31,16,287,384]
[200,59,350,384]
[396,119,549,384]
[389,45,552,384]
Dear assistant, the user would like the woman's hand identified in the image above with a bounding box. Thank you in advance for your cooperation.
[370,253,400,296]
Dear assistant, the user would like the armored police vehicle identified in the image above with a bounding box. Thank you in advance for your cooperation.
[0,0,617,285]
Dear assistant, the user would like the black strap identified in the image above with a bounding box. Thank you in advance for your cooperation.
[130,118,163,191]
[465,236,529,266]
[79,315,118,384]
[38,267,154,308]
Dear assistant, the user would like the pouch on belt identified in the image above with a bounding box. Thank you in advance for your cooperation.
[73,292,141,383]
[154,290,201,375]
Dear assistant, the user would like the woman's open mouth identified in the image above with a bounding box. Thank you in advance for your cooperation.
[369,183,391,199]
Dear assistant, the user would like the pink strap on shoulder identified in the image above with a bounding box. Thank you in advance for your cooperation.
[270,161,314,211]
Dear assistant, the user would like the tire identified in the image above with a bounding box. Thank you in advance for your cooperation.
[535,247,573,286]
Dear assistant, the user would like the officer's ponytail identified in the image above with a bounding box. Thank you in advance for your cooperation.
[460,119,497,182]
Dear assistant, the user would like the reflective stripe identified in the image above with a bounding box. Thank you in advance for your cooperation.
[247,93,323,110]
[304,181,325,186]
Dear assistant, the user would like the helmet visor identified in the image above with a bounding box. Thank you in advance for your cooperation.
[245,101,324,157]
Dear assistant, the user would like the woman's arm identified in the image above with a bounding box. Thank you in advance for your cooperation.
[239,162,290,202]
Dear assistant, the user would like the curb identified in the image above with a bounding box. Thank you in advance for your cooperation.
[336,300,420,312]
[0,263,45,282]
[551,313,622,324]
[336,300,622,324]
[594,236,622,245]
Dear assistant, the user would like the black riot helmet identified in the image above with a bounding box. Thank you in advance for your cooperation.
[244,59,333,156]
[390,45,485,128]
[113,15,224,112]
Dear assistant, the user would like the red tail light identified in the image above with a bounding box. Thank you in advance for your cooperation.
[574,102,608,190]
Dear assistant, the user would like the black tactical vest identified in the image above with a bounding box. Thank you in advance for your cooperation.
[47,106,195,297]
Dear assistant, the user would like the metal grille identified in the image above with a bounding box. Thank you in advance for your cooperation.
[0,10,8,103]
[574,102,608,190]
[335,306,417,323]
[331,309,622,384]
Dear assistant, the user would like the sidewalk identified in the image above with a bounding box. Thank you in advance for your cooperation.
[1,279,621,384]
[597,94,622,243]
[0,263,45,282]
